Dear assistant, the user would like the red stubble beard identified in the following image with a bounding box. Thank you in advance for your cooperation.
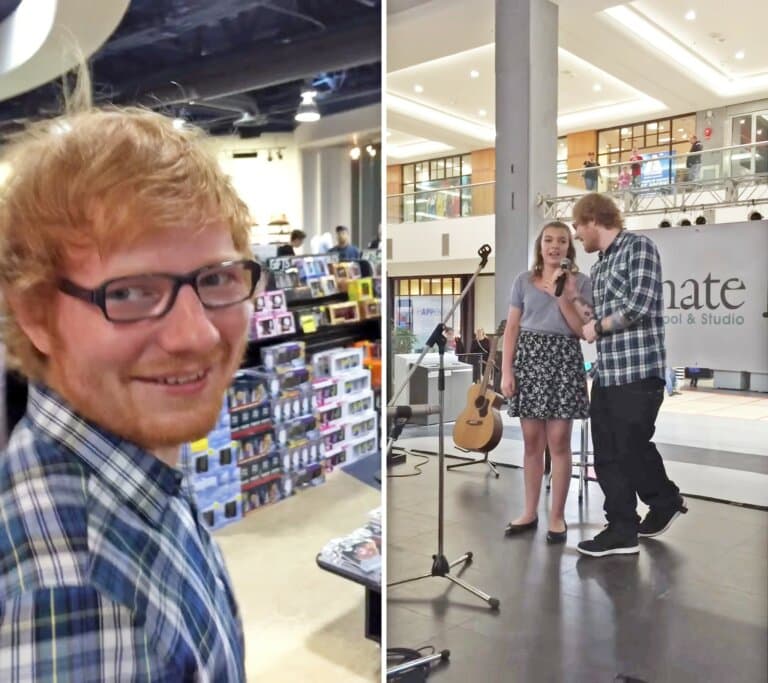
[45,334,247,452]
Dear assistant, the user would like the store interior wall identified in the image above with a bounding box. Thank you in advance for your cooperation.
[301,146,353,240]
[211,134,301,241]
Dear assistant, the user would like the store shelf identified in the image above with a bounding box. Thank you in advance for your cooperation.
[244,317,381,366]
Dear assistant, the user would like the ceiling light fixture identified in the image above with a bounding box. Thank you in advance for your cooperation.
[295,89,320,123]
[735,50,745,60]
[268,150,273,162]
[172,118,185,130]
[350,146,361,160]
[684,9,696,21]
[592,83,602,92]
[470,70,479,79]
[413,84,424,93]
[277,149,283,160]
[478,109,487,117]
[366,145,376,157]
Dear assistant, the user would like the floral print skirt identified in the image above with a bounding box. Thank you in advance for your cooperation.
[508,330,590,420]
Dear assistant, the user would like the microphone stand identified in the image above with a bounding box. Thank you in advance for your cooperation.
[387,244,499,611]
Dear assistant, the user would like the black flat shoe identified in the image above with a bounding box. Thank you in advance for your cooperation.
[504,518,538,536]
[546,522,568,544]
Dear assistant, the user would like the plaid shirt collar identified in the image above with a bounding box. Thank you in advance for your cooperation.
[597,228,627,261]
[27,383,184,525]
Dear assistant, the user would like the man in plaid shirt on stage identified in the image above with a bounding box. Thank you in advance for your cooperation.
[572,193,687,558]
[0,87,256,679]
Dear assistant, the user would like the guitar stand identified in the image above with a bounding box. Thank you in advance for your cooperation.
[446,448,500,478]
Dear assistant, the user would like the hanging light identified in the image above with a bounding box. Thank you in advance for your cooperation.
[349,146,361,160]
[694,215,707,225]
[365,144,377,157]
[295,89,320,123]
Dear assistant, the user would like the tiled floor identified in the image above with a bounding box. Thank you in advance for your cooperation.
[215,468,380,682]
[387,387,768,681]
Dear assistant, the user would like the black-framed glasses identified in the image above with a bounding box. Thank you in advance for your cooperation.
[59,259,261,322]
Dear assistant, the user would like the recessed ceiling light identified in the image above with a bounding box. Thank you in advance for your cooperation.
[757,129,763,135]
[478,109,487,117]
[740,119,746,124]
[685,9,696,21]
[413,84,424,93]
[470,69,480,79]
[592,83,602,92]
[735,50,745,60]
[678,128,685,132]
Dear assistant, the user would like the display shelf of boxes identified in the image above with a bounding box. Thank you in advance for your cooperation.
[181,253,381,531]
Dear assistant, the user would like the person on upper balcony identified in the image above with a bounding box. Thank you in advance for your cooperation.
[630,148,644,188]
[582,152,601,191]
[686,135,703,182]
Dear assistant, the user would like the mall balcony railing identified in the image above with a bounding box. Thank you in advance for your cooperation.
[386,141,768,223]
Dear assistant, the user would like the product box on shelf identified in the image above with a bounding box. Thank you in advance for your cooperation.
[346,433,378,463]
[327,301,361,325]
[238,430,277,462]
[312,347,365,378]
[339,369,371,398]
[342,389,375,419]
[347,277,374,301]
[272,365,312,395]
[320,275,338,296]
[275,311,296,336]
[312,377,340,408]
[272,387,313,423]
[358,299,381,320]
[267,290,287,312]
[320,423,345,453]
[373,277,382,298]
[345,411,378,442]
[251,315,278,340]
[316,401,344,430]
[275,414,317,446]
[261,340,305,370]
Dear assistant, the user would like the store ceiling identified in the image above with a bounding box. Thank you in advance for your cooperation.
[387,0,768,159]
[0,0,381,140]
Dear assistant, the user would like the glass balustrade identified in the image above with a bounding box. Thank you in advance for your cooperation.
[387,141,767,223]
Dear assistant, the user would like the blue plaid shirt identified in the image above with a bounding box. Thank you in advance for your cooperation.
[591,230,666,386]
[0,385,245,682]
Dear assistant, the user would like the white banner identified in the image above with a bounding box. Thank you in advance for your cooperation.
[575,221,768,373]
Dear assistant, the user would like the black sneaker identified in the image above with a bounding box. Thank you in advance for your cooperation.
[577,527,639,557]
[638,497,688,538]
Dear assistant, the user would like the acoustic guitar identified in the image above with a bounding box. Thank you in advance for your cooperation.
[452,321,506,452]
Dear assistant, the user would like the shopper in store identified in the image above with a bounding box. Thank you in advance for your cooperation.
[276,228,306,256]
[686,134,703,182]
[328,224,362,260]
[0,98,253,679]
[572,193,687,558]
[582,151,601,191]
[368,224,382,249]
[501,221,592,544]
[470,327,491,381]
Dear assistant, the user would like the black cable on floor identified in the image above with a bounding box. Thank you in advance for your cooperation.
[387,450,430,478]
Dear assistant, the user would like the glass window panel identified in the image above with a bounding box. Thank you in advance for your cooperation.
[557,136,568,161]
[454,277,461,292]
[646,132,658,146]
[416,163,429,182]
[598,129,619,154]
[658,120,669,133]
[633,136,645,150]
[421,278,432,295]
[403,183,414,194]
[398,280,409,296]
[403,164,414,183]
[633,125,644,138]
[403,194,415,222]
[462,154,472,175]
[440,278,452,295]
[409,278,420,295]
[429,160,438,178]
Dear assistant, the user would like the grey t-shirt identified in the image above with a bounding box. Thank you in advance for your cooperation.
[509,270,592,337]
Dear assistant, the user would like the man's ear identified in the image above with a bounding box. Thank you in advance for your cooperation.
[3,290,53,356]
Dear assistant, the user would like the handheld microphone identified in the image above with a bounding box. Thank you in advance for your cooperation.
[386,405,440,419]
[554,258,571,297]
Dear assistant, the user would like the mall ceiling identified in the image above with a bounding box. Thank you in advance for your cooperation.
[0,0,381,140]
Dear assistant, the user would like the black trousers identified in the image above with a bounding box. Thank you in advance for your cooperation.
[590,377,679,534]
